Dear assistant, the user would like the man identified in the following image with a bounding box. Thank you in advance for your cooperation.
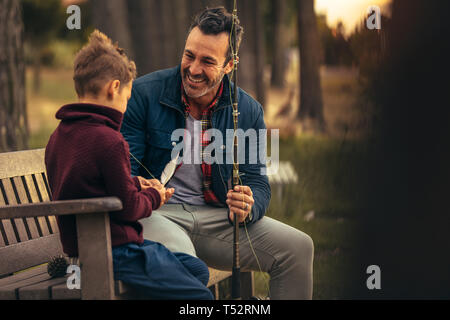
[121,7,314,299]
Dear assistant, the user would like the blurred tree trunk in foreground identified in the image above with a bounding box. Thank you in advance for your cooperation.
[358,0,450,299]
[297,0,325,132]
[270,0,289,88]
[0,0,28,152]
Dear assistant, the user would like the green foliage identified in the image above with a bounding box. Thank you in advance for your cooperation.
[22,0,91,68]
[317,15,354,66]
[262,0,298,63]
[22,0,65,44]
[348,15,391,79]
[275,136,369,217]
[348,14,391,112]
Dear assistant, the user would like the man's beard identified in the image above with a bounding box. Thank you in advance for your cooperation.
[182,68,225,99]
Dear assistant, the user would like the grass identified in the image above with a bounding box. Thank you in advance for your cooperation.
[26,67,76,149]
[26,63,367,299]
[250,136,367,299]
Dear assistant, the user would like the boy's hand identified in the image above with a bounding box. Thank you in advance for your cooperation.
[147,179,163,189]
[152,184,175,209]
[137,176,162,190]
[136,176,151,189]
[137,176,174,209]
[165,187,175,203]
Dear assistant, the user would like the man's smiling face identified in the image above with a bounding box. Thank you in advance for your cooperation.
[181,27,233,100]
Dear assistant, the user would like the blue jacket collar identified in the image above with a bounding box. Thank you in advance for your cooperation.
[159,65,235,114]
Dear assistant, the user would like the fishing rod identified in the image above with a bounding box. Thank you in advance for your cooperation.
[230,0,241,300]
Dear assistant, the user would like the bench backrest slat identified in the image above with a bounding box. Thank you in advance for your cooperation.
[0,224,4,247]
[18,175,52,236]
[0,149,63,277]
[2,177,41,241]
[32,172,58,233]
[0,149,50,179]
[0,234,63,277]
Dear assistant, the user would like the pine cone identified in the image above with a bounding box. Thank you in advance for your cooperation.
[47,255,69,278]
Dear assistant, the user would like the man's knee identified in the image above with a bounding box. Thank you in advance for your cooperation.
[140,213,196,256]
[301,233,314,260]
[285,230,314,263]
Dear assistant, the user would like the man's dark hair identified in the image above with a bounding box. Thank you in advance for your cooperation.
[188,7,244,65]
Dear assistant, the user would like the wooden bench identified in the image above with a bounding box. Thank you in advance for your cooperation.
[0,148,254,300]
[267,161,299,199]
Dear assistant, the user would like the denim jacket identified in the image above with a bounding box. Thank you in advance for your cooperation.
[121,66,271,224]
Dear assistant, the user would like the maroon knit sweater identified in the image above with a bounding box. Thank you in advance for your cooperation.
[45,103,161,257]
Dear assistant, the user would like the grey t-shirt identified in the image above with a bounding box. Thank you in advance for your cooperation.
[166,114,206,205]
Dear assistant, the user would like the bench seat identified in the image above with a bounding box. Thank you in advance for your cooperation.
[0,263,233,300]
[0,149,253,300]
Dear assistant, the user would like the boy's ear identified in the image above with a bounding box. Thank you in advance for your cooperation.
[106,80,121,100]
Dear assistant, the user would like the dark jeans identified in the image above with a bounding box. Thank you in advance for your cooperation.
[112,239,213,300]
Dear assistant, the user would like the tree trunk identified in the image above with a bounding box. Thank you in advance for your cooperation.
[127,0,182,74]
[237,0,266,107]
[187,0,207,20]
[270,0,289,88]
[159,0,181,68]
[32,52,41,93]
[90,0,134,61]
[187,0,227,20]
[171,0,190,65]
[0,0,28,152]
[126,0,157,75]
[126,1,231,75]
[297,0,325,132]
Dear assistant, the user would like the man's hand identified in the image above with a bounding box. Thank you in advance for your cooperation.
[226,185,254,223]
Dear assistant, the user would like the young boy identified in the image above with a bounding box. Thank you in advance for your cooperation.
[45,30,213,300]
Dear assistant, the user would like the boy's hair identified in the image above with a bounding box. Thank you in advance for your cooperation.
[73,30,137,97]
[188,7,243,65]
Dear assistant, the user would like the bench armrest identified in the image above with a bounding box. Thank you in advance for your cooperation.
[0,197,122,220]
[0,196,121,299]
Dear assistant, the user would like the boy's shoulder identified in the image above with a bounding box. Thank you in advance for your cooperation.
[54,103,125,147]
[85,125,125,149]
[52,119,125,157]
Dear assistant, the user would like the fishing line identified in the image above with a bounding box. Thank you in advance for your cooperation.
[129,151,157,180]
[237,175,271,299]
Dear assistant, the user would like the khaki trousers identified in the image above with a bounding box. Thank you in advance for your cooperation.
[140,204,314,299]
